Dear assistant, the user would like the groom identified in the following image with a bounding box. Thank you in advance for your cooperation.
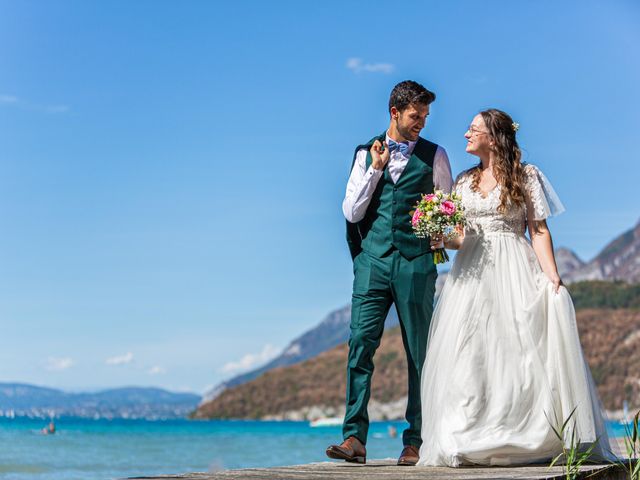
[326,80,452,465]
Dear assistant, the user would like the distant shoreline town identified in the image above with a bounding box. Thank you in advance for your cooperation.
[0,384,200,420]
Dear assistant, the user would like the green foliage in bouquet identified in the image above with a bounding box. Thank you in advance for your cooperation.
[411,190,466,264]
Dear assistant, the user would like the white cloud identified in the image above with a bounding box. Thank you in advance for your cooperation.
[284,343,301,357]
[44,104,70,114]
[166,385,197,393]
[105,352,134,366]
[219,344,281,375]
[0,94,18,104]
[147,365,166,375]
[46,357,74,371]
[0,93,69,113]
[346,57,395,74]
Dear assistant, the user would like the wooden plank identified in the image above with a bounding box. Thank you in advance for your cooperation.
[129,460,627,480]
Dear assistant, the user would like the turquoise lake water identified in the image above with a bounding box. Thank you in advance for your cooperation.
[0,417,631,480]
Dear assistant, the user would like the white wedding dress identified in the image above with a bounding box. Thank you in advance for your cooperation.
[418,164,614,467]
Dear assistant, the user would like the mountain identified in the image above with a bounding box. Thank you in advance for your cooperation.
[201,305,399,404]
[204,218,640,405]
[193,324,406,420]
[555,247,586,278]
[0,384,200,419]
[194,308,640,419]
[561,220,640,283]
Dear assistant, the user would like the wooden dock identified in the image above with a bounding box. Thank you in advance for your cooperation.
[130,460,629,480]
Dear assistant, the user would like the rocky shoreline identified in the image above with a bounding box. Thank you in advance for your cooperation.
[261,398,407,422]
[262,399,635,423]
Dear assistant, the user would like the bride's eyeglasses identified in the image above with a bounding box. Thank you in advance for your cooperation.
[467,126,489,136]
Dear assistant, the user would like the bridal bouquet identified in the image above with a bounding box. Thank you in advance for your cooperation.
[411,191,465,264]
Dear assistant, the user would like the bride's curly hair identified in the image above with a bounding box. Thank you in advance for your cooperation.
[469,108,526,213]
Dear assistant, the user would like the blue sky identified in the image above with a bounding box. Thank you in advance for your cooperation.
[0,0,638,394]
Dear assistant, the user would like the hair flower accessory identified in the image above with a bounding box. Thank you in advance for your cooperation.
[511,122,520,132]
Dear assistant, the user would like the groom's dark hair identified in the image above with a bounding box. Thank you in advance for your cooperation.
[389,80,436,113]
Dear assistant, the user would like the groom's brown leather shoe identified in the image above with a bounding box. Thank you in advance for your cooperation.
[397,445,420,466]
[326,436,366,464]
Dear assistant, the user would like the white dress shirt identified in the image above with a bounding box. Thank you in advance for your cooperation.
[342,133,453,223]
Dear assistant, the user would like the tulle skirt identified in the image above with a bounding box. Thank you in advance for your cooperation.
[418,232,614,467]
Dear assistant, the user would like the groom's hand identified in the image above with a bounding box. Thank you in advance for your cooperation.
[370,140,390,171]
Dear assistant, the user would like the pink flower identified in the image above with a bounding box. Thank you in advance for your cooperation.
[423,193,436,202]
[412,209,423,226]
[440,200,456,216]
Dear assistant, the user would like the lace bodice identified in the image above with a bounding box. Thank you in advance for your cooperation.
[454,164,565,237]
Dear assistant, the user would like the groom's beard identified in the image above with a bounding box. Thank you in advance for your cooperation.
[397,122,422,142]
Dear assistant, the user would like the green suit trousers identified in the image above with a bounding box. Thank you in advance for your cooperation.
[343,248,437,447]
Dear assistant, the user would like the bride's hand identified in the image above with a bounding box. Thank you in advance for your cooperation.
[430,233,444,250]
[548,273,563,293]
[370,140,390,170]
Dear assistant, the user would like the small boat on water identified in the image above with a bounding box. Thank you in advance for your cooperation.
[309,417,342,427]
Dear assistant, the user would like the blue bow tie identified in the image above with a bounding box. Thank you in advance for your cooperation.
[387,139,410,156]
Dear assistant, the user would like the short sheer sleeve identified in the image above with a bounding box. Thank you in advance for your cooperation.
[523,164,565,220]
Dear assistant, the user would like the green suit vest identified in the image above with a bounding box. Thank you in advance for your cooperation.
[346,133,437,260]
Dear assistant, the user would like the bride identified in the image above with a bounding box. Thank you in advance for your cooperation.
[418,109,614,466]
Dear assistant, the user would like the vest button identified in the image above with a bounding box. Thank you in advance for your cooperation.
[393,200,397,204]
[393,187,398,192]
[392,228,396,232]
